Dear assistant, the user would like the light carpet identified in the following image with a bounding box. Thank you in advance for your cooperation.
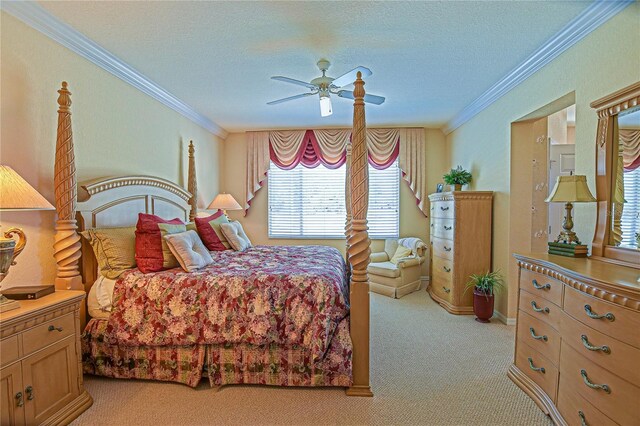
[72,289,552,426]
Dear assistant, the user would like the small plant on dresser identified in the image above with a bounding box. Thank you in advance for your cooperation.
[443,166,472,191]
[465,270,504,323]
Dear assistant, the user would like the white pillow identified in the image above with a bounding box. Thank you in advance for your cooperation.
[164,230,213,272]
[220,221,252,251]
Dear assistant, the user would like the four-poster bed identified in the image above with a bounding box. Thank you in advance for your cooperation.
[52,74,373,396]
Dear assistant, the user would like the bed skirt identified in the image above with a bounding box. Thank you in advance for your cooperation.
[82,317,353,388]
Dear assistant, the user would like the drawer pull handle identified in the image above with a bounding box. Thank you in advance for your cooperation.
[581,335,611,354]
[444,246,452,252]
[527,357,545,374]
[578,411,588,426]
[442,287,451,293]
[15,392,23,407]
[48,325,63,332]
[580,369,610,393]
[529,327,548,341]
[444,225,452,230]
[443,266,451,273]
[440,206,449,211]
[584,305,615,322]
[25,385,34,401]
[530,301,549,314]
[532,279,551,290]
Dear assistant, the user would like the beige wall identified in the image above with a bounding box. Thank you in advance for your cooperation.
[446,4,640,319]
[0,13,223,288]
[222,129,447,276]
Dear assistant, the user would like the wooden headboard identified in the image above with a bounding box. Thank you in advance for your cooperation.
[76,175,191,288]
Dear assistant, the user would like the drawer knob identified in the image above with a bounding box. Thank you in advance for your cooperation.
[48,325,63,332]
[584,305,615,322]
[529,327,548,342]
[578,411,588,426]
[527,357,545,374]
[581,335,611,354]
[443,266,451,273]
[25,385,34,401]
[440,206,449,211]
[580,369,610,394]
[444,225,452,230]
[15,392,23,407]
[442,286,451,293]
[531,279,551,290]
[530,301,549,314]
[444,246,452,252]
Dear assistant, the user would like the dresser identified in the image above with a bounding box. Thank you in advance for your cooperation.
[0,290,92,425]
[510,254,640,426]
[427,191,493,314]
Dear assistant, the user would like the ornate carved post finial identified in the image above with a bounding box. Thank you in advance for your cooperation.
[53,81,82,290]
[188,140,197,221]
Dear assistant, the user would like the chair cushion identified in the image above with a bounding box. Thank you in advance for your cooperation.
[367,261,401,278]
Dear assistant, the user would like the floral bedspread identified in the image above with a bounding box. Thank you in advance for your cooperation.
[105,245,348,359]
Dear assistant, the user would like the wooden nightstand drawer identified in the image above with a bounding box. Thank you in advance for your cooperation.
[0,335,19,368]
[517,310,560,366]
[518,289,561,331]
[22,313,75,356]
[519,269,563,307]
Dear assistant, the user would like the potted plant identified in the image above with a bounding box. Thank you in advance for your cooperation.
[443,166,472,191]
[465,270,505,323]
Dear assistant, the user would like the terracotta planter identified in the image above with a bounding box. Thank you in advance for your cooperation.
[473,289,494,323]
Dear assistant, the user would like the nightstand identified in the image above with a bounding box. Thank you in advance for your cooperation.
[0,290,92,425]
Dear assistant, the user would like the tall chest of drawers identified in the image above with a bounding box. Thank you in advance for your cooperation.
[427,191,493,314]
[511,254,640,426]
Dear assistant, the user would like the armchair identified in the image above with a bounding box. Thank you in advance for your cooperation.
[367,238,427,298]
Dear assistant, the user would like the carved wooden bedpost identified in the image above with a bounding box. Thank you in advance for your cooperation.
[346,72,372,397]
[53,82,83,291]
[345,142,352,276]
[188,140,197,221]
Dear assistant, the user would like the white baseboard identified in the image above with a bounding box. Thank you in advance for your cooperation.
[492,309,516,326]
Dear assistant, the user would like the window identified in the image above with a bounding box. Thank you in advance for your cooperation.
[620,167,640,249]
[268,160,400,239]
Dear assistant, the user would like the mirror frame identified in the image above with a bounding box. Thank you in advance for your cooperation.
[590,81,640,267]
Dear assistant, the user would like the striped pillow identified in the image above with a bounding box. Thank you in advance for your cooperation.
[81,226,136,279]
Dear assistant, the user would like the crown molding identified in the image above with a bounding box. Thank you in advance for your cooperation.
[443,0,634,135]
[1,1,228,139]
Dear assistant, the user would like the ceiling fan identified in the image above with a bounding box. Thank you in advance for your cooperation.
[267,59,385,117]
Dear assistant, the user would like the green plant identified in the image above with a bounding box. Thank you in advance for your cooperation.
[443,165,472,186]
[465,270,505,297]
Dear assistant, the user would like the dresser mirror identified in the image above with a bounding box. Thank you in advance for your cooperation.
[590,81,640,266]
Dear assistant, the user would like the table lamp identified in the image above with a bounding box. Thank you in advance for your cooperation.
[545,174,596,257]
[208,193,242,217]
[0,166,55,312]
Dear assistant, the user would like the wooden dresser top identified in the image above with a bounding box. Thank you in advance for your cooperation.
[0,290,85,323]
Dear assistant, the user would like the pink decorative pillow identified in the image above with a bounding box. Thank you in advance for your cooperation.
[194,211,226,251]
[135,213,184,273]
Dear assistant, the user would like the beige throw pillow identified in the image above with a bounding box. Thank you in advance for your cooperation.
[80,227,136,279]
[164,230,213,272]
[390,246,413,265]
[220,221,252,251]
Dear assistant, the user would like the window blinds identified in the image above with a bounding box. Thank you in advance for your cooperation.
[621,168,640,248]
[268,161,400,239]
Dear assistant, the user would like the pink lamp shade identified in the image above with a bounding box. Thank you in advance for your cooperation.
[207,193,242,211]
[0,166,55,211]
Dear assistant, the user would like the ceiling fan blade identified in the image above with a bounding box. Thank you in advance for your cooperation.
[336,90,385,105]
[330,66,372,88]
[267,92,314,105]
[271,76,317,90]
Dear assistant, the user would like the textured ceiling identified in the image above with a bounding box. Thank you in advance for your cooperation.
[39,1,592,132]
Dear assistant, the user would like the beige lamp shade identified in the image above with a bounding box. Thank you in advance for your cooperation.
[207,193,242,211]
[0,166,55,211]
[545,175,596,203]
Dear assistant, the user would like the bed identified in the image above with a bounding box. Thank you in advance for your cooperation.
[51,75,373,395]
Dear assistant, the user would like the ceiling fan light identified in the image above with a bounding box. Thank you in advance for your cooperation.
[319,94,332,117]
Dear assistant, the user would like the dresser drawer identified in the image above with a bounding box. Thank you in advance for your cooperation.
[518,289,561,331]
[431,236,454,260]
[519,269,563,307]
[564,286,640,349]
[429,276,452,303]
[557,379,616,426]
[22,313,75,355]
[561,309,640,386]
[431,218,454,240]
[517,310,561,365]
[560,342,640,425]
[432,256,453,278]
[430,201,455,219]
[515,340,559,402]
[0,335,19,367]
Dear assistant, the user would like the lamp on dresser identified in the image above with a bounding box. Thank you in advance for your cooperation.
[208,192,242,217]
[0,166,55,312]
